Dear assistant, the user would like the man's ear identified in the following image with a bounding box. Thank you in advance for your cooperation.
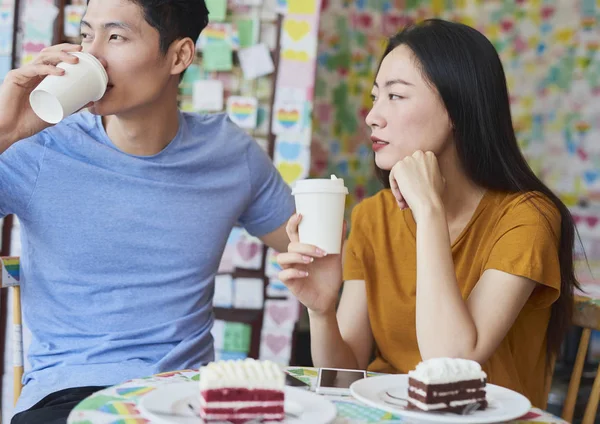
[169,38,196,76]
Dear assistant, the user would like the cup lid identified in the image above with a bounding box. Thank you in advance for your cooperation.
[292,178,349,195]
[71,52,108,86]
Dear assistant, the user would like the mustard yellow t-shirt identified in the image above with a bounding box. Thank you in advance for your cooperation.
[343,189,561,408]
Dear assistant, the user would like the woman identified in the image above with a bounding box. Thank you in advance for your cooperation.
[277,19,579,408]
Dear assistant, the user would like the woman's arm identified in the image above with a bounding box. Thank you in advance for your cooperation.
[415,204,536,363]
[277,214,373,370]
[389,151,540,364]
[310,279,374,369]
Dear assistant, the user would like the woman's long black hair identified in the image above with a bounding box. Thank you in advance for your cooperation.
[375,19,580,359]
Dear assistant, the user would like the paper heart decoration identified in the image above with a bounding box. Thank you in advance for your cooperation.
[203,24,229,42]
[267,304,293,326]
[336,160,349,176]
[66,11,82,22]
[282,49,310,62]
[265,334,289,355]
[276,109,300,128]
[514,36,527,53]
[267,249,280,266]
[541,6,555,19]
[584,171,600,185]
[230,102,255,121]
[284,19,310,42]
[267,280,288,293]
[575,121,591,133]
[237,238,260,261]
[23,42,46,53]
[574,216,600,228]
[351,13,372,28]
[0,11,10,23]
[500,19,514,32]
[278,142,301,160]
[278,163,303,184]
[577,148,588,161]
[586,40,600,51]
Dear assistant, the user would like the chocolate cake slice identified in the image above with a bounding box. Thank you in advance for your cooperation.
[407,358,487,414]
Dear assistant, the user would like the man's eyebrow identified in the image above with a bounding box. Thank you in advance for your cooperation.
[80,20,136,32]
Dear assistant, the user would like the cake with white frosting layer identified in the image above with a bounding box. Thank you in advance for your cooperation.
[199,359,285,423]
[407,358,487,414]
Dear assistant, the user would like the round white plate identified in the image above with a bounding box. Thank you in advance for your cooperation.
[350,374,532,424]
[139,381,337,424]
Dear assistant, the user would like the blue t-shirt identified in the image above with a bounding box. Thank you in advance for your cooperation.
[0,111,295,413]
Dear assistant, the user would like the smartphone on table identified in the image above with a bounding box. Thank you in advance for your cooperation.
[316,367,367,396]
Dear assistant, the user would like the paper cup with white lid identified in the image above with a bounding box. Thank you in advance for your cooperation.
[292,175,348,254]
[29,52,108,124]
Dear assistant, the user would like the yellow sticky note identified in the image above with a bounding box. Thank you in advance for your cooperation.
[284,19,311,42]
[288,0,316,15]
[281,49,310,62]
[278,163,303,184]
[555,28,575,44]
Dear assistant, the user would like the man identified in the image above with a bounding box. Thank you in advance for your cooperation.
[0,0,294,422]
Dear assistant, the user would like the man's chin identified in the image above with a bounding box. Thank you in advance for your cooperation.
[86,102,111,116]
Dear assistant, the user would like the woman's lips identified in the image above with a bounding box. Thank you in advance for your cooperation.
[371,136,389,151]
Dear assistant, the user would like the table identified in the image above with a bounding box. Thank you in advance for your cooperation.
[67,367,567,423]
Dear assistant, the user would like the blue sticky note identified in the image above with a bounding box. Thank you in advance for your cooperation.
[218,351,248,361]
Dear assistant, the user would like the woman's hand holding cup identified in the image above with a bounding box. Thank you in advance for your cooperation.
[277,213,346,316]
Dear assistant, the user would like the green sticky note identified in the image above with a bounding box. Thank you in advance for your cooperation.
[203,42,232,71]
[179,64,202,96]
[236,19,256,48]
[206,0,227,22]
[223,322,252,353]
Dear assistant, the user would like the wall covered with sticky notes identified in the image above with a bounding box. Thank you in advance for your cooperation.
[190,0,322,366]
[312,0,600,278]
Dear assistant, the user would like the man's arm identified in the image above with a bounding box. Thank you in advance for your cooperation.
[258,219,292,253]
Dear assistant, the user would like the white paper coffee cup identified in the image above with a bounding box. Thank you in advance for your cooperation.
[29,52,108,124]
[292,176,348,254]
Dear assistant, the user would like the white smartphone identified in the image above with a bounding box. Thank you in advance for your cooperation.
[315,367,367,396]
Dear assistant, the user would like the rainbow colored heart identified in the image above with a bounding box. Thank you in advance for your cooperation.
[230,102,255,121]
[203,26,228,43]
[277,109,300,129]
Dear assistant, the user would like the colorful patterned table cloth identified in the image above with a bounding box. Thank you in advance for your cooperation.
[67,367,567,424]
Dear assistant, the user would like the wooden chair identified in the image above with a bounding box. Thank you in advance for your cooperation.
[0,256,23,406]
[561,298,600,424]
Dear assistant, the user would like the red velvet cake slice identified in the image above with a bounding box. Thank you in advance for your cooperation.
[407,358,487,414]
[199,359,285,423]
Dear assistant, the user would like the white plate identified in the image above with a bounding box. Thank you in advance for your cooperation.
[139,381,337,424]
[350,374,532,424]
